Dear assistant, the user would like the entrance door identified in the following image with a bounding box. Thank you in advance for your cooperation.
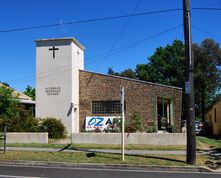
[157,97,174,132]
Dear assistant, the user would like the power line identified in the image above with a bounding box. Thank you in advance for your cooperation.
[192,7,221,11]
[86,0,142,85]
[0,8,182,34]
[192,25,221,40]
[7,24,182,85]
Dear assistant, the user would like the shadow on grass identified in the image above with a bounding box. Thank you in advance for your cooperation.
[67,146,185,164]
[58,144,72,152]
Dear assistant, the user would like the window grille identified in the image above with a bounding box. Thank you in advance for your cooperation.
[92,101,123,114]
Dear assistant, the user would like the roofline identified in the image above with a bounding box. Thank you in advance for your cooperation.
[35,37,85,50]
[80,70,182,90]
[207,97,221,113]
[18,99,36,104]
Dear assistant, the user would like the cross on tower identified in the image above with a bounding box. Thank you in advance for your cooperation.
[49,46,59,59]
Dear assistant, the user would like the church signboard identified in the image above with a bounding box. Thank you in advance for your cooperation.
[45,87,61,96]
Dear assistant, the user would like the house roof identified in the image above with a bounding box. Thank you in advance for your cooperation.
[207,96,221,113]
[0,83,35,104]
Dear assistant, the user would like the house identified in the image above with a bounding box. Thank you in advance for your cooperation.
[207,98,221,135]
[0,83,35,111]
[35,37,182,135]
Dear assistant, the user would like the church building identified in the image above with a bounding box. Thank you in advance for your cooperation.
[35,37,182,135]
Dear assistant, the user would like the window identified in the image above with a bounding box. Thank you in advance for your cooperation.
[92,101,123,115]
[214,108,217,123]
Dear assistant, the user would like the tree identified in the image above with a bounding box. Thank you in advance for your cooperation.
[0,85,18,118]
[107,67,136,79]
[39,117,67,138]
[135,39,221,121]
[120,68,136,79]
[136,40,185,87]
[193,39,221,121]
[107,67,120,76]
[0,84,38,132]
[24,85,35,100]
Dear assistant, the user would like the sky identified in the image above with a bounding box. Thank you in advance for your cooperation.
[0,0,221,92]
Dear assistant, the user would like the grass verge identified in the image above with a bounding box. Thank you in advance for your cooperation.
[0,143,185,150]
[196,136,221,149]
[0,136,220,151]
[0,150,210,167]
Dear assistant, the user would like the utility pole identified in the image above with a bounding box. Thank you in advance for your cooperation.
[121,86,125,161]
[183,0,196,165]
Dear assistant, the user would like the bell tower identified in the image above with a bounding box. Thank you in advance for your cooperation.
[35,37,84,134]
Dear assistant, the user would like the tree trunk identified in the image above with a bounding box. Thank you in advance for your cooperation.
[201,82,205,122]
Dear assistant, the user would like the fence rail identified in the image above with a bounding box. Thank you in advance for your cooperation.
[0,126,7,154]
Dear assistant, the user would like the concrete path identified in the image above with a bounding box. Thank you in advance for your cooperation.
[1,147,189,155]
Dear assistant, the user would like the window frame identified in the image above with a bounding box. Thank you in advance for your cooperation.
[91,100,124,115]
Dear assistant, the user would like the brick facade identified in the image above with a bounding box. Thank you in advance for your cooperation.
[79,70,182,132]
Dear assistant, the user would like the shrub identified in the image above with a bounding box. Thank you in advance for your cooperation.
[146,126,156,133]
[125,111,145,133]
[39,117,67,138]
[0,105,39,132]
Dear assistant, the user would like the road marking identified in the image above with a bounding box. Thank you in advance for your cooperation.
[1,164,220,175]
[0,175,46,178]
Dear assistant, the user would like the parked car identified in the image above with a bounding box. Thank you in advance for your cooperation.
[195,121,204,135]
[181,120,204,135]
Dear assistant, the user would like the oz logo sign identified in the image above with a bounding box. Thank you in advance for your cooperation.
[85,116,121,131]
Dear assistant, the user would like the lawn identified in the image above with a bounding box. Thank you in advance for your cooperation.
[0,136,220,151]
[0,150,210,167]
[196,136,221,149]
[1,136,219,168]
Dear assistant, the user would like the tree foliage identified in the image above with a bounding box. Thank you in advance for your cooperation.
[125,111,145,133]
[135,39,221,120]
[0,85,19,118]
[0,85,67,134]
[39,117,67,138]
[193,39,221,120]
[136,40,185,87]
[0,85,38,131]
[24,85,35,100]
[107,67,136,79]
[107,39,221,121]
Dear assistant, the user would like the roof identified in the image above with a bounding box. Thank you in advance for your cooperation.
[35,37,85,50]
[0,83,35,104]
[207,96,221,113]
[80,70,182,90]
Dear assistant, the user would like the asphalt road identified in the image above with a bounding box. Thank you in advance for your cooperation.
[0,165,220,178]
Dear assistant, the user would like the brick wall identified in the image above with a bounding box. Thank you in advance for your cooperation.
[79,70,182,132]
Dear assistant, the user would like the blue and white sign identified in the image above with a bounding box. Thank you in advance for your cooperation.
[85,116,121,131]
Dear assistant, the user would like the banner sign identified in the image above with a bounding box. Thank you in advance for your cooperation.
[85,116,121,131]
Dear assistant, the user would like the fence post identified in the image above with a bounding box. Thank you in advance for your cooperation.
[3,126,6,154]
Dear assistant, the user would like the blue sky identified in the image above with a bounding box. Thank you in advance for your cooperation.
[0,0,221,92]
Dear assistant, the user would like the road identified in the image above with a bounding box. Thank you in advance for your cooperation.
[0,165,220,178]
